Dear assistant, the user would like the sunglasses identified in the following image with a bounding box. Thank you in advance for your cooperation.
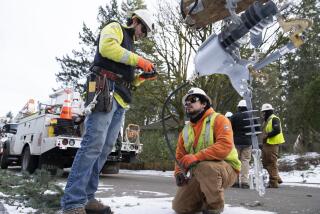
[185,96,200,105]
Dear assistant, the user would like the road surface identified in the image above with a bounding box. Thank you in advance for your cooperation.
[93,172,320,214]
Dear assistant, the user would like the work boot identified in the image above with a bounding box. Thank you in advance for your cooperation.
[267,181,279,188]
[202,208,224,214]
[241,183,250,189]
[63,207,86,214]
[85,198,112,214]
[231,182,240,188]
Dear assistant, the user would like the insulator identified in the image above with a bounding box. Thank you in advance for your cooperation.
[219,1,278,48]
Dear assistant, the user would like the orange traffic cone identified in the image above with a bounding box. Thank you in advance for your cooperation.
[60,89,72,120]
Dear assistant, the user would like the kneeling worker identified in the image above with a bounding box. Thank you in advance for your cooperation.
[172,88,241,214]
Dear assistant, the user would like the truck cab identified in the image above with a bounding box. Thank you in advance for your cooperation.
[0,123,18,169]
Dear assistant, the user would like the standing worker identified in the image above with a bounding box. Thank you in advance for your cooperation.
[261,103,285,188]
[172,88,241,214]
[61,9,157,214]
[230,100,260,189]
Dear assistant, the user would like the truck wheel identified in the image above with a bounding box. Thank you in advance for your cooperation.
[21,146,38,174]
[101,162,120,174]
[0,143,10,169]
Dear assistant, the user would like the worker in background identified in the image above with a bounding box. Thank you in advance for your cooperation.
[61,9,157,214]
[261,103,285,188]
[225,111,233,119]
[172,88,241,214]
[230,100,260,189]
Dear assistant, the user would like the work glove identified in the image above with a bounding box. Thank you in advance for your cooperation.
[137,56,154,72]
[180,154,199,170]
[175,172,188,187]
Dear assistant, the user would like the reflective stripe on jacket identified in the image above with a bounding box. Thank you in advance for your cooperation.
[181,111,241,171]
[265,114,285,145]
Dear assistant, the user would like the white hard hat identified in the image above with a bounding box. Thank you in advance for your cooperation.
[237,100,247,107]
[261,103,274,111]
[225,112,233,118]
[182,87,212,105]
[132,9,155,36]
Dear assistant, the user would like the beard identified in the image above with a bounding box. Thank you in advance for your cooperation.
[186,108,203,119]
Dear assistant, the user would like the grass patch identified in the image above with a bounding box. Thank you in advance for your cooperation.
[0,169,64,213]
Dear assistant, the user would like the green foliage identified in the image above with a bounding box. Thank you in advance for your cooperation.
[139,130,177,162]
[0,169,64,213]
[280,0,320,149]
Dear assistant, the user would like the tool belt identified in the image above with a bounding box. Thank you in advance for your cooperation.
[90,65,121,80]
[85,67,115,113]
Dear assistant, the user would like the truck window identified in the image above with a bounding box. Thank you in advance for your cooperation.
[3,124,17,134]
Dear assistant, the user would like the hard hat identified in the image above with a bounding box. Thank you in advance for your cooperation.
[261,103,274,111]
[225,112,233,118]
[132,9,155,36]
[182,87,212,106]
[237,100,247,107]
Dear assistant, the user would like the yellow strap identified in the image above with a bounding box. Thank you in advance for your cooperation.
[114,93,130,109]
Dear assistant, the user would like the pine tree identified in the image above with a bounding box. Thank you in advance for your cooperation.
[281,0,320,150]
[55,0,147,93]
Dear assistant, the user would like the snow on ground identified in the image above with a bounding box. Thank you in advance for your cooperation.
[44,190,59,195]
[0,200,37,214]
[121,169,174,177]
[98,196,275,214]
[280,152,320,162]
[278,152,320,187]
[0,191,276,214]
[279,165,320,185]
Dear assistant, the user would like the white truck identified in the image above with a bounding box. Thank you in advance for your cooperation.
[0,88,142,174]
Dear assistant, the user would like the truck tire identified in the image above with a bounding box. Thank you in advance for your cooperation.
[101,162,120,174]
[21,146,38,174]
[0,142,10,169]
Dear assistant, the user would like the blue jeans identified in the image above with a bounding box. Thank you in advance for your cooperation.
[61,97,125,210]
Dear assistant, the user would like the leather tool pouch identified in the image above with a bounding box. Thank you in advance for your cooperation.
[85,72,113,113]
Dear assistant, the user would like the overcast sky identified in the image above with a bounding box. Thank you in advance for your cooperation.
[0,0,159,117]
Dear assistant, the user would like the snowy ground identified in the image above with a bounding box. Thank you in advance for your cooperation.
[0,192,37,214]
[279,152,320,187]
[97,196,276,214]
[1,153,319,213]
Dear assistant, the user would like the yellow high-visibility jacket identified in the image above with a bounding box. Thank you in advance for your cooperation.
[98,22,146,109]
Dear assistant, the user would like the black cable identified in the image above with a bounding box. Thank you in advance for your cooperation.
[161,81,190,178]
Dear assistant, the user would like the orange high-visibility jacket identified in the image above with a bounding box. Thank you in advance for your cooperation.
[175,108,239,174]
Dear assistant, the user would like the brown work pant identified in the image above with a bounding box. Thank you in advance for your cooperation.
[236,146,252,184]
[262,143,282,187]
[172,161,237,214]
